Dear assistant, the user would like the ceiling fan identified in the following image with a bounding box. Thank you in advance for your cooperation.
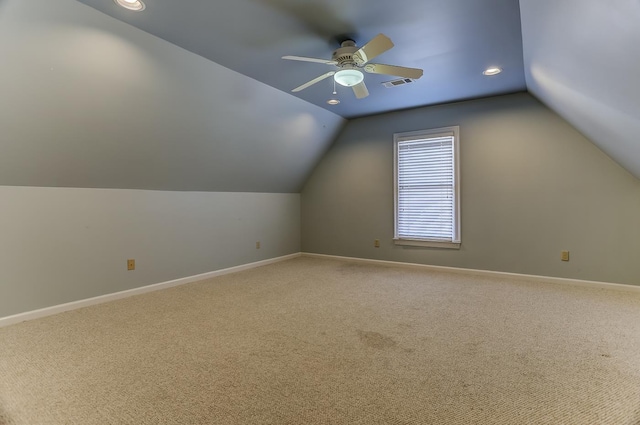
[282,34,423,99]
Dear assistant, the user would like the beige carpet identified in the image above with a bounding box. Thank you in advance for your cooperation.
[1,257,640,424]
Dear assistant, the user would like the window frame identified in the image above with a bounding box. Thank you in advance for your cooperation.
[393,126,461,249]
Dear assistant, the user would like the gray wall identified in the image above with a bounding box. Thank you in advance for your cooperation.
[301,93,640,285]
[0,186,300,317]
[0,0,324,318]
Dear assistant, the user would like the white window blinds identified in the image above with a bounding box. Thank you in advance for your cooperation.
[394,127,460,245]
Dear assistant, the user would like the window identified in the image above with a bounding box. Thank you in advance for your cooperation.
[394,126,460,248]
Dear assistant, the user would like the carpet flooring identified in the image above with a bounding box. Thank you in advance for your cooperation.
[1,257,640,424]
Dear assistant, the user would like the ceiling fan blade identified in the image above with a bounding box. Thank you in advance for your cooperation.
[352,81,369,99]
[282,55,337,65]
[353,33,394,65]
[292,71,336,92]
[364,63,423,79]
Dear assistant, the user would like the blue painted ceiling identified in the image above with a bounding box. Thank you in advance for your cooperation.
[75,0,527,119]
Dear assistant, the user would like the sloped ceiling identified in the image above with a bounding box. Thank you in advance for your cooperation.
[0,0,345,193]
[75,0,527,119]
[520,0,640,179]
[74,0,639,179]
[2,0,638,193]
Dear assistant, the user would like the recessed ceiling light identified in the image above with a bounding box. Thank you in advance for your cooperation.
[327,99,340,105]
[114,0,146,11]
[483,67,502,76]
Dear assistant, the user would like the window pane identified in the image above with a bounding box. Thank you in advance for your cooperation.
[395,130,458,243]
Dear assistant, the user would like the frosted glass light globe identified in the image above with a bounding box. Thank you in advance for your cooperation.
[334,69,364,87]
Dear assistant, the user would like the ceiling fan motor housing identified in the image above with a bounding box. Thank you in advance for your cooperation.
[332,40,359,69]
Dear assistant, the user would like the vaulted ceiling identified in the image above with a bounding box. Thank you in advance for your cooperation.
[73,0,640,180]
[1,0,638,192]
[0,0,346,193]
[75,0,528,119]
[519,0,640,180]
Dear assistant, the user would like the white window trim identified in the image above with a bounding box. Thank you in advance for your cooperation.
[393,126,461,249]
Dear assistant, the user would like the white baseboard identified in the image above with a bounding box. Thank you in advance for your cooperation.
[0,253,301,328]
[302,252,640,293]
[4,252,636,328]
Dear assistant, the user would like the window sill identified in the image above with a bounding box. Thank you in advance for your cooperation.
[393,238,461,249]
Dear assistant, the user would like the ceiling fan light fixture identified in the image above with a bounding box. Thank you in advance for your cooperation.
[327,99,340,105]
[114,0,146,11]
[334,69,364,87]
[483,67,502,76]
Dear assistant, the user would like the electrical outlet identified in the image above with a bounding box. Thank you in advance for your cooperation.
[127,259,135,270]
[561,251,570,262]
[256,241,260,249]
[374,239,380,248]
